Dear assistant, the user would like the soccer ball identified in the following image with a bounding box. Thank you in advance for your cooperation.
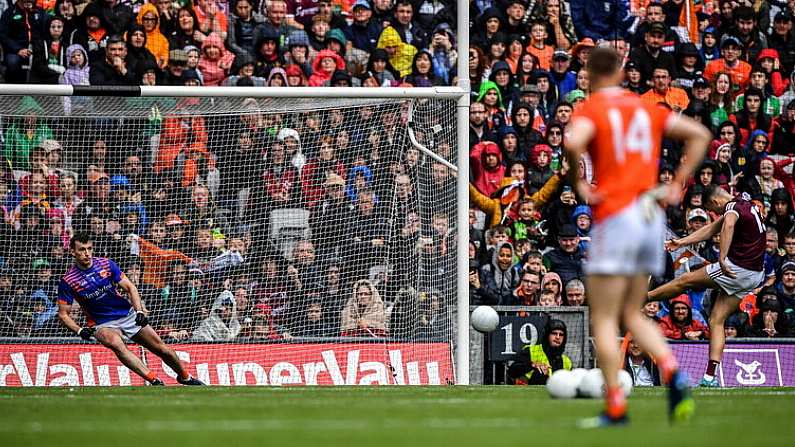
[618,369,634,397]
[577,368,606,398]
[570,368,588,385]
[546,370,578,399]
[470,306,499,333]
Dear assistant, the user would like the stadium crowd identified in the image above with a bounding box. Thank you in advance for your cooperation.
[1,0,795,341]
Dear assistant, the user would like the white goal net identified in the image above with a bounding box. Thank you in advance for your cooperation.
[0,92,459,386]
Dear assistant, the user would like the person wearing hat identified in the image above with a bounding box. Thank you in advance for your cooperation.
[569,37,595,73]
[550,49,577,98]
[375,25,417,77]
[691,76,710,101]
[704,34,752,91]
[346,0,382,70]
[628,21,677,86]
[769,10,795,74]
[622,60,647,94]
[674,43,703,92]
[163,48,188,85]
[542,223,584,288]
[502,0,531,38]
[472,7,504,54]
[628,2,680,50]
[686,207,710,233]
[508,318,572,385]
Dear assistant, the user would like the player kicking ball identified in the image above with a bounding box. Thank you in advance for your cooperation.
[648,185,766,387]
[565,47,712,427]
[57,232,205,386]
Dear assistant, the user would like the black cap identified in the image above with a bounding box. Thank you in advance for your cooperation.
[679,42,699,57]
[648,22,667,36]
[782,261,795,273]
[558,223,578,238]
[624,61,639,72]
[775,10,793,22]
[693,76,709,88]
[721,35,743,48]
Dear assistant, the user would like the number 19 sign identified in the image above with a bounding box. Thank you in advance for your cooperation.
[487,314,549,361]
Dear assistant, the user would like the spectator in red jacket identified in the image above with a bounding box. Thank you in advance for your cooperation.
[658,294,710,340]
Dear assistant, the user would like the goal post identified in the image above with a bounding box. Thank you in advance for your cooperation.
[0,84,471,386]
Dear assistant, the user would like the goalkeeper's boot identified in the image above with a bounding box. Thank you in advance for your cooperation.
[577,412,629,429]
[698,376,720,388]
[150,379,165,386]
[177,376,206,386]
[668,370,695,424]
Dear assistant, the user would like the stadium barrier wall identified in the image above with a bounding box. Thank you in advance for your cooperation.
[670,340,795,387]
[0,341,453,386]
[468,306,590,385]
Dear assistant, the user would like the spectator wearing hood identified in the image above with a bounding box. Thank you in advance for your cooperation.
[340,279,387,337]
[284,63,308,86]
[198,32,235,86]
[30,15,69,84]
[470,141,504,197]
[658,294,710,340]
[476,241,520,305]
[252,25,282,77]
[756,48,788,97]
[137,3,170,69]
[572,205,591,254]
[70,3,113,64]
[308,49,345,86]
[511,101,545,153]
[376,26,417,77]
[429,23,456,86]
[497,126,525,166]
[4,97,54,171]
[489,61,518,111]
[125,24,158,83]
[541,271,563,305]
[222,53,267,85]
[508,319,572,385]
[476,80,508,131]
[527,143,554,194]
[192,290,241,341]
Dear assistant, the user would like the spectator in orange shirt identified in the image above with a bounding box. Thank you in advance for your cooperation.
[641,66,690,112]
[526,20,553,70]
[704,35,752,94]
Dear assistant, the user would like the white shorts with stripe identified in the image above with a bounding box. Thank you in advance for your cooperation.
[705,258,764,299]
[584,198,665,277]
[94,309,143,339]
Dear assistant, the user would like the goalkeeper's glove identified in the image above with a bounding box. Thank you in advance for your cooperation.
[78,327,95,341]
[135,311,149,327]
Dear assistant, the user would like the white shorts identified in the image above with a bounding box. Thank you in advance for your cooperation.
[585,198,665,277]
[95,309,144,339]
[705,258,764,299]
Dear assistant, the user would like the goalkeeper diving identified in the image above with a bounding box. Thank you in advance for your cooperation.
[57,232,204,386]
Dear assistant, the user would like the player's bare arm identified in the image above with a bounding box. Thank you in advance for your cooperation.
[662,115,713,206]
[669,215,725,249]
[563,117,596,203]
[718,212,739,278]
[57,301,94,340]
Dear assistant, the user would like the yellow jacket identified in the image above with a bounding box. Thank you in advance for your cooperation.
[470,174,562,228]
[376,27,417,78]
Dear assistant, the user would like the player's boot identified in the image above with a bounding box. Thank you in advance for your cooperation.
[577,412,629,429]
[150,379,165,386]
[668,370,695,423]
[698,376,720,388]
[177,376,206,386]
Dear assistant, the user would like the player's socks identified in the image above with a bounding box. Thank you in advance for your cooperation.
[658,354,679,385]
[705,360,719,377]
[605,386,627,420]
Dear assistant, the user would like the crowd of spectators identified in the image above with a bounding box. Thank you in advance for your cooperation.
[461,0,795,340]
[2,0,795,342]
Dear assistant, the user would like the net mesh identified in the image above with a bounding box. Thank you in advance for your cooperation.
[0,93,459,386]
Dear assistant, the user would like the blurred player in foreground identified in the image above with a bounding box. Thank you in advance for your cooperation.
[565,47,712,427]
[648,185,766,387]
[57,232,205,386]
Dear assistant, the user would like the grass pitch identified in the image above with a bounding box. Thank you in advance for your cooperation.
[1,386,793,446]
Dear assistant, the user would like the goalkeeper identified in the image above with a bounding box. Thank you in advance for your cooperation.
[57,232,204,386]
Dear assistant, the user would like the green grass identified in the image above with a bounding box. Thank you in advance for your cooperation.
[1,387,793,446]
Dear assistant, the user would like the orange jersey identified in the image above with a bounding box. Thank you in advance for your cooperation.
[570,87,673,222]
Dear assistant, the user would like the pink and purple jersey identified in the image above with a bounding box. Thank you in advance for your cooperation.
[58,258,131,326]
